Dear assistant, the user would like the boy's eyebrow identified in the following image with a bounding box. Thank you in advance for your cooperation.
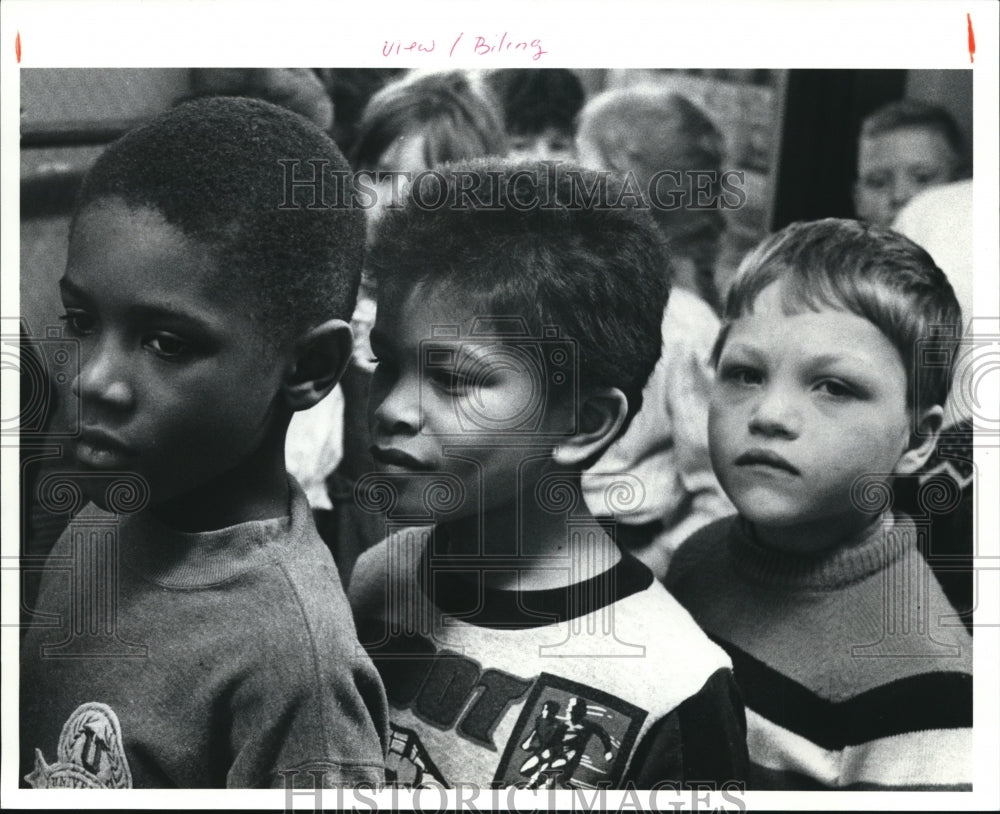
[126,303,220,331]
[805,351,884,370]
[60,277,221,332]
[717,341,764,360]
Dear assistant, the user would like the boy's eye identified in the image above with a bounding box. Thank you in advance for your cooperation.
[860,174,889,191]
[144,333,193,360]
[58,310,96,337]
[431,369,469,395]
[815,379,856,399]
[719,365,763,387]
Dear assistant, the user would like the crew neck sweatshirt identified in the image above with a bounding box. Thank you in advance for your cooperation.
[21,477,388,789]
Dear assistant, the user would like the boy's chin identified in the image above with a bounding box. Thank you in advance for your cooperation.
[730,495,803,529]
[744,508,882,554]
[356,474,475,524]
[58,470,152,516]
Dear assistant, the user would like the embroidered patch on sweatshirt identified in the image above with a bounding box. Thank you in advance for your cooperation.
[25,702,133,789]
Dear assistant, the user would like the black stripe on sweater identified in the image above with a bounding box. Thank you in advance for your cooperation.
[713,637,971,749]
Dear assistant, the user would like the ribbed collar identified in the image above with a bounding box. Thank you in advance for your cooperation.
[117,478,305,588]
[729,514,916,591]
[416,526,654,629]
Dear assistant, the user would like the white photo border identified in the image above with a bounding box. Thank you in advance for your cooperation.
[2,0,998,810]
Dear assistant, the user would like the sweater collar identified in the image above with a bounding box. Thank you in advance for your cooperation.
[116,477,306,587]
[416,525,654,629]
[729,514,915,590]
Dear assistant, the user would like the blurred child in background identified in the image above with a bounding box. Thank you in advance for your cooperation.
[853,99,967,228]
[485,68,585,163]
[575,88,733,578]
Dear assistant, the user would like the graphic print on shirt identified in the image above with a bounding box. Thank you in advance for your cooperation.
[25,702,133,788]
[366,629,648,788]
[366,629,534,749]
[494,673,647,789]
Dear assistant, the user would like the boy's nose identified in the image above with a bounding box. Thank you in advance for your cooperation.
[889,175,917,209]
[370,373,422,436]
[72,339,133,413]
[747,388,800,439]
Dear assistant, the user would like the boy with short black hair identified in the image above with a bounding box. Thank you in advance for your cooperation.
[20,97,387,788]
[348,158,748,789]
[666,218,972,790]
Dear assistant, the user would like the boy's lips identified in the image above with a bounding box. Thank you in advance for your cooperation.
[370,445,434,472]
[734,448,800,475]
[75,427,135,469]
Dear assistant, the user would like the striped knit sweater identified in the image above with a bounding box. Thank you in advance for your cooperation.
[665,514,972,790]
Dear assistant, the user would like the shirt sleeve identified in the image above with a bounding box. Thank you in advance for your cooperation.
[226,560,388,789]
[623,667,749,788]
[224,647,387,789]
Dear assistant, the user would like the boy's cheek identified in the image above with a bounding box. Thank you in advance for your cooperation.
[707,400,737,452]
[707,431,739,504]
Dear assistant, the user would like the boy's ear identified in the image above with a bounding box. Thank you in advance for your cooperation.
[894,404,945,475]
[282,319,354,411]
[551,387,628,468]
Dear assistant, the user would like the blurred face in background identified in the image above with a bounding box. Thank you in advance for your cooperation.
[854,126,959,227]
[508,127,575,164]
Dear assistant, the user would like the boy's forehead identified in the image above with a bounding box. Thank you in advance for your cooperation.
[65,201,243,315]
[728,288,899,357]
[71,201,214,267]
[378,281,517,342]
[735,277,845,321]
[858,126,955,163]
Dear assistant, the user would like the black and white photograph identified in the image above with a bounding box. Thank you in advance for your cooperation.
[2,1,998,810]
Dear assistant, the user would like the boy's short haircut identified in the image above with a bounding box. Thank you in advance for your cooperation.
[714,218,962,412]
[366,158,671,421]
[860,99,967,175]
[72,96,364,340]
[350,70,508,172]
[485,68,585,137]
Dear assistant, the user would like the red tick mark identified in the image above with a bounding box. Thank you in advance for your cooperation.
[967,13,975,64]
[16,30,21,63]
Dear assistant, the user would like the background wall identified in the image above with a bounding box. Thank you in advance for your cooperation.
[20,67,975,336]
[20,70,191,337]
